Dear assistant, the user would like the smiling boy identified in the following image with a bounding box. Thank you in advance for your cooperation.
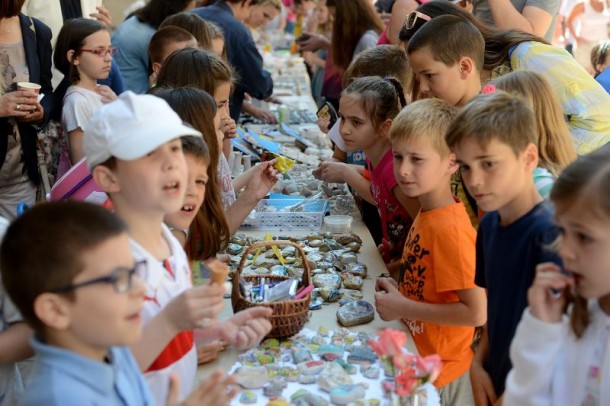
[445,92,562,404]
[375,99,485,406]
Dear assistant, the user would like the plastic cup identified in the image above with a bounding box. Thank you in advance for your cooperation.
[18,82,41,95]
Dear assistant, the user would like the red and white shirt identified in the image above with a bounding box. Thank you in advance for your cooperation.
[130,225,196,404]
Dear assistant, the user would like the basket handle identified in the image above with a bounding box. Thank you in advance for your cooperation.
[234,240,312,288]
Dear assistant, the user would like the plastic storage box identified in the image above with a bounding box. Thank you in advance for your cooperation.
[240,199,329,230]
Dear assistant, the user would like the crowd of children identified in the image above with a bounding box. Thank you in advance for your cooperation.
[1,0,610,404]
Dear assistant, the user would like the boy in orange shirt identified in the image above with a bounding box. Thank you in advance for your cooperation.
[375,98,486,406]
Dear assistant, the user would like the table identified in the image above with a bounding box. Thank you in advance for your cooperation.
[195,216,416,382]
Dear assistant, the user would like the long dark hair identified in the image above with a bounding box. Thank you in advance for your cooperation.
[326,0,384,71]
[399,0,547,71]
[134,0,194,29]
[150,87,230,260]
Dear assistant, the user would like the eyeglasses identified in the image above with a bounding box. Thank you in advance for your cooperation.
[80,47,117,57]
[51,260,146,294]
[403,11,431,30]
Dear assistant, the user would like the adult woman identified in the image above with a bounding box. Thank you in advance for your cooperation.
[246,0,282,30]
[298,0,384,107]
[566,0,610,72]
[112,0,195,93]
[400,0,610,155]
[0,0,54,220]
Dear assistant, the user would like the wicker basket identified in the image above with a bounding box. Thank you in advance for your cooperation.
[231,240,312,339]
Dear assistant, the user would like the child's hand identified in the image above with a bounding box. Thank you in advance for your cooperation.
[96,85,117,103]
[313,161,346,183]
[90,5,113,27]
[164,284,225,331]
[470,361,497,406]
[528,262,573,323]
[317,116,331,134]
[218,307,273,350]
[196,339,225,364]
[167,371,239,406]
[374,278,407,321]
[220,117,237,139]
[244,161,279,201]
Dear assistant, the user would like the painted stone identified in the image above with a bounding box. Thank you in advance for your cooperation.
[317,362,353,392]
[346,347,378,367]
[333,358,357,375]
[311,334,326,346]
[299,360,326,375]
[298,374,317,384]
[318,325,330,337]
[234,366,270,389]
[317,344,344,357]
[227,243,244,255]
[340,273,363,290]
[266,399,290,406]
[339,252,358,264]
[336,300,375,327]
[321,353,340,362]
[239,390,257,404]
[261,338,280,350]
[263,377,287,398]
[320,287,341,302]
[291,389,329,406]
[361,365,380,379]
[313,274,341,289]
[292,347,313,364]
[329,384,365,405]
[343,262,367,277]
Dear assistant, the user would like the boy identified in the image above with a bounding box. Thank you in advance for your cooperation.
[0,215,32,404]
[148,26,197,86]
[0,202,239,405]
[84,92,272,403]
[406,15,486,227]
[406,15,484,107]
[375,99,486,406]
[445,92,562,405]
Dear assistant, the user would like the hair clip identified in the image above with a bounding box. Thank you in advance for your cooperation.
[481,84,496,94]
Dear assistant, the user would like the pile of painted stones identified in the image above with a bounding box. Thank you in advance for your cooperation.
[232,327,396,406]
[225,233,375,327]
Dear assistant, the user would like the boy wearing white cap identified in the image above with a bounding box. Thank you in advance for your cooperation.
[84,92,272,403]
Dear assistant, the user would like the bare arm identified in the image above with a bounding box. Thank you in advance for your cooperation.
[566,2,584,42]
[0,322,33,363]
[470,324,499,406]
[488,0,555,37]
[392,185,421,221]
[68,128,85,164]
[375,278,487,326]
[387,0,419,45]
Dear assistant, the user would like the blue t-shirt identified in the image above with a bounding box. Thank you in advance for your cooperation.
[21,337,153,406]
[192,2,273,120]
[111,16,155,94]
[596,67,610,94]
[475,201,561,395]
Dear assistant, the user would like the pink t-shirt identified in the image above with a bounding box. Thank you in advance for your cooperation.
[368,149,412,263]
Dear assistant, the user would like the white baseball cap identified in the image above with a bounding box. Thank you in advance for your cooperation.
[83,91,202,170]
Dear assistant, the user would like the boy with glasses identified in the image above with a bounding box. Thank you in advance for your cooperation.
[1,202,241,405]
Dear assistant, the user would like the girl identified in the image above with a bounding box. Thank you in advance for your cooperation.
[504,147,610,405]
[54,18,117,165]
[152,86,230,262]
[159,12,212,50]
[339,76,420,275]
[491,71,578,198]
[591,40,610,77]
[401,0,610,155]
[155,48,278,235]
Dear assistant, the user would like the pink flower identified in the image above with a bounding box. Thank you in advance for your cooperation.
[395,373,419,397]
[392,352,416,371]
[415,354,443,384]
[369,328,408,358]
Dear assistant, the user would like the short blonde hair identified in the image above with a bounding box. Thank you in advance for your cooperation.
[389,98,457,157]
[445,92,536,156]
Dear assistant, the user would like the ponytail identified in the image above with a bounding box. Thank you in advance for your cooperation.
[342,76,405,130]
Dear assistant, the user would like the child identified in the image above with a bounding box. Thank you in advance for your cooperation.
[375,98,486,406]
[83,92,272,403]
[0,201,240,405]
[445,92,562,404]
[0,215,32,404]
[147,26,197,87]
[338,76,419,276]
[153,87,230,263]
[156,48,279,234]
[490,71,577,198]
[406,15,484,106]
[54,18,118,164]
[504,147,610,405]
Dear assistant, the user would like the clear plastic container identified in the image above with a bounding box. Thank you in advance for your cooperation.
[324,215,353,233]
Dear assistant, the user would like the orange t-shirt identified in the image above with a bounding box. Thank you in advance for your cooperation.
[397,198,477,388]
